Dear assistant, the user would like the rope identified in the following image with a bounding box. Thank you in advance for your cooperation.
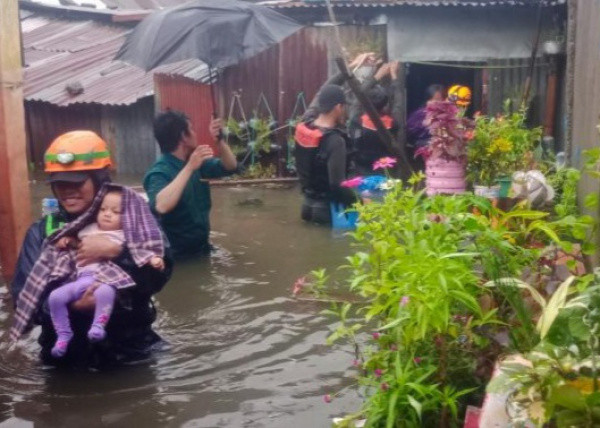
[407,60,550,70]
[286,92,308,170]
[255,93,275,118]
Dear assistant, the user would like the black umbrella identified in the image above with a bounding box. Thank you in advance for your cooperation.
[116,0,302,112]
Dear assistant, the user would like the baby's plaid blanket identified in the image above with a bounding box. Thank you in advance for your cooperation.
[11,183,164,341]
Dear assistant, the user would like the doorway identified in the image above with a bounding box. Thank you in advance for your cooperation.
[405,62,479,117]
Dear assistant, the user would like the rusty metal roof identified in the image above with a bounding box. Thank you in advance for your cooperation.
[261,0,566,8]
[21,8,208,107]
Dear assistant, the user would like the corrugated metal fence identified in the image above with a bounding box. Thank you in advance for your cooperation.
[487,58,549,122]
[26,98,156,175]
[154,25,384,147]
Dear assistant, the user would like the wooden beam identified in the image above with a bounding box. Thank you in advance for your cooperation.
[0,0,32,280]
[335,57,413,181]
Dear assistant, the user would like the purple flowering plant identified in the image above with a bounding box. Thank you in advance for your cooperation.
[417,100,474,162]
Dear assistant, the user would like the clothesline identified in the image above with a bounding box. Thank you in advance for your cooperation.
[405,60,550,70]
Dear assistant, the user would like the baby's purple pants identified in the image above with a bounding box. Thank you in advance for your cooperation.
[48,272,115,342]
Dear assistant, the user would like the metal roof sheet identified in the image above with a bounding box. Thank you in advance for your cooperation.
[21,9,207,107]
[262,0,566,8]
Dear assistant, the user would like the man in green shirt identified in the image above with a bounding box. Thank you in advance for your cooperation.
[144,110,238,258]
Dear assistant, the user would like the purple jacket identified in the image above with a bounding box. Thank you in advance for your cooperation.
[406,107,430,145]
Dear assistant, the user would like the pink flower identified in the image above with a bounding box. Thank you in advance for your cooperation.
[413,357,422,365]
[400,296,409,307]
[323,394,332,403]
[380,382,389,391]
[292,276,306,296]
[374,369,383,378]
[352,359,361,367]
[373,157,397,171]
[341,176,364,188]
[464,130,475,141]
[372,332,381,340]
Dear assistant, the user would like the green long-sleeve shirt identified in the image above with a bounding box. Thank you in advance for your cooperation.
[143,154,233,258]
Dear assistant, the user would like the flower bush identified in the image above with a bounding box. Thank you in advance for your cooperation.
[467,106,542,186]
[294,146,600,427]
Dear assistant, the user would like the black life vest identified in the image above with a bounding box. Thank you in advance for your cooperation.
[355,114,396,171]
[294,122,350,200]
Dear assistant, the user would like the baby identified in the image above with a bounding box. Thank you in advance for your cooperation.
[49,190,164,358]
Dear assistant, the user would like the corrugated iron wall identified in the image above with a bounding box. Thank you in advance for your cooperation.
[25,99,156,175]
[102,98,156,175]
[153,73,216,153]
[487,57,567,149]
[25,102,103,169]
[154,25,385,146]
[278,27,329,122]
[487,59,548,123]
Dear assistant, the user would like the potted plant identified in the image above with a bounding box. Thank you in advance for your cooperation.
[418,100,473,196]
[467,107,541,198]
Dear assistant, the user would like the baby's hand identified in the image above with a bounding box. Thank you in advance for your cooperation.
[149,256,165,271]
[56,237,76,250]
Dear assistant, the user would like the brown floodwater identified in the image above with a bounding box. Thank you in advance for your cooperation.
[0,181,364,427]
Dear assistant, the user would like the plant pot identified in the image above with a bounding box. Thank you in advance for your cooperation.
[496,177,512,198]
[474,184,500,199]
[425,157,466,196]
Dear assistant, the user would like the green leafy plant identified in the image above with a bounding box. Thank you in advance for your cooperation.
[294,136,599,426]
[225,115,276,156]
[240,163,276,179]
[548,167,582,218]
[305,182,520,426]
[488,274,600,427]
[467,104,542,186]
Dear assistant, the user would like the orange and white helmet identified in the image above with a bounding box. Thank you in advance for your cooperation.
[45,131,112,182]
[447,85,472,108]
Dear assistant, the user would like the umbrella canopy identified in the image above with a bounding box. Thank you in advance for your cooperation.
[115,0,303,71]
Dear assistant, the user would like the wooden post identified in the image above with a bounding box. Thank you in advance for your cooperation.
[0,0,32,280]
[543,59,558,138]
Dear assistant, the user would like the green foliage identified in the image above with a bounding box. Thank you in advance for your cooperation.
[467,107,542,186]
[306,140,600,427]
[548,167,582,218]
[488,274,600,427]
[321,182,524,426]
[225,115,274,155]
[240,163,276,179]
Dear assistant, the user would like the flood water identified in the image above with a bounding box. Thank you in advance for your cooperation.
[0,182,364,427]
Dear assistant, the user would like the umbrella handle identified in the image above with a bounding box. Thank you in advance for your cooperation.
[208,67,224,141]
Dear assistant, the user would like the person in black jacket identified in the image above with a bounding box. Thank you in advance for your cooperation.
[294,84,359,224]
[354,84,399,175]
[11,131,173,369]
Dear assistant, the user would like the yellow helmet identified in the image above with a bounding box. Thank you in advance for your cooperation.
[45,131,112,174]
[448,85,472,108]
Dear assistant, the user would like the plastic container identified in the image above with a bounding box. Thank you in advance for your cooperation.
[425,157,466,196]
[330,203,358,230]
[474,185,500,199]
[41,198,59,217]
[496,177,512,198]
